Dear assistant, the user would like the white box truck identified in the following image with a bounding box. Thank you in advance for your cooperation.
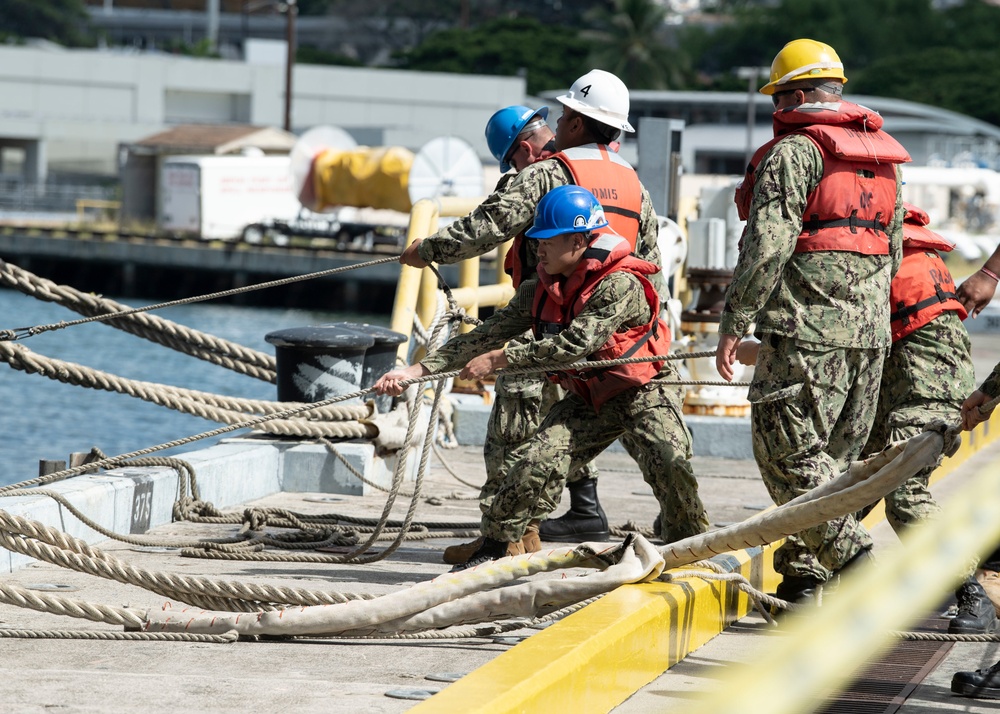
[158,155,302,240]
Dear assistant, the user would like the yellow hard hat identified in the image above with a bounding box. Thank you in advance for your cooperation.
[759,38,847,95]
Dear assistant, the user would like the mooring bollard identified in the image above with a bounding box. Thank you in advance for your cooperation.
[265,325,375,405]
[336,321,407,413]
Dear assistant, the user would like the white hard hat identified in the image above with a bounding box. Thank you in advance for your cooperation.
[556,69,635,133]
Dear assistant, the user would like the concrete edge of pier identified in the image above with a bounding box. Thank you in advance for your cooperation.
[410,419,999,714]
[0,437,415,575]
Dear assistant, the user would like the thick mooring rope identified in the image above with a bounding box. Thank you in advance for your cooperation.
[0,255,403,342]
[0,251,765,642]
[0,260,278,381]
[0,509,377,609]
[0,341,370,439]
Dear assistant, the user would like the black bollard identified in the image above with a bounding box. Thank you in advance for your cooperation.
[337,322,408,413]
[265,325,375,405]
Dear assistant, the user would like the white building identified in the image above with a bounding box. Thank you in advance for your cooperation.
[0,43,525,180]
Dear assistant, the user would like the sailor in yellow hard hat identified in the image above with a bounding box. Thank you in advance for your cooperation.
[717,38,913,608]
[758,38,847,96]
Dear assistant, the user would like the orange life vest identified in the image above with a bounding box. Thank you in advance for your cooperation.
[735,101,910,255]
[890,203,967,341]
[531,231,671,412]
[505,143,642,287]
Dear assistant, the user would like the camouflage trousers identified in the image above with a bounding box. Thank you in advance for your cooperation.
[481,380,709,544]
[861,328,975,575]
[480,371,599,518]
[750,336,886,581]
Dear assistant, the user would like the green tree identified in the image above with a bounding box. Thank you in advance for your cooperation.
[296,45,363,67]
[583,0,690,90]
[680,0,938,88]
[852,47,1000,128]
[678,0,1000,125]
[395,16,589,95]
[297,0,335,15]
[0,0,92,46]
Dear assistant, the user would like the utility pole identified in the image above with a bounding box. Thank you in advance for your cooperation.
[735,66,769,168]
[207,0,221,53]
[283,0,297,132]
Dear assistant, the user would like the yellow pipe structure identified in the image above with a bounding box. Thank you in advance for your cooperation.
[390,199,439,362]
[495,241,513,287]
[449,284,515,311]
[391,194,517,366]
[436,196,486,218]
[457,256,480,334]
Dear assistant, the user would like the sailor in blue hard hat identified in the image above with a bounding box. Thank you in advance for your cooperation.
[484,105,554,173]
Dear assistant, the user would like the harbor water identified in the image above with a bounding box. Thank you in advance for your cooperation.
[0,287,383,487]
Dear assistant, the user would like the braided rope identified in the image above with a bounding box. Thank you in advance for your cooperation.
[0,580,143,627]
[0,345,726,497]
[431,442,484,490]
[176,298,478,564]
[889,630,1000,642]
[0,509,376,608]
[650,379,752,387]
[0,341,370,439]
[0,260,277,380]
[980,393,1000,416]
[0,255,402,342]
[0,628,239,643]
[320,596,604,641]
[319,437,414,497]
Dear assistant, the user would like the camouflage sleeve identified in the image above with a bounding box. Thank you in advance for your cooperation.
[418,280,536,373]
[503,272,649,368]
[636,186,665,294]
[980,363,1000,399]
[889,165,904,276]
[719,135,822,336]
[416,161,571,265]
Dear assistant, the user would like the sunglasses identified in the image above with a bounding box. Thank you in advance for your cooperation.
[771,88,801,107]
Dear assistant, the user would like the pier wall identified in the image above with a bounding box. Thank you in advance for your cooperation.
[0,436,416,574]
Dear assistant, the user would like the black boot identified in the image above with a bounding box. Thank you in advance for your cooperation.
[982,543,1000,572]
[835,546,875,582]
[449,537,508,573]
[539,478,609,542]
[949,577,1000,634]
[952,658,1000,699]
[774,574,824,605]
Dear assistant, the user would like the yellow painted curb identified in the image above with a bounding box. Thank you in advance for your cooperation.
[411,544,781,714]
[412,418,999,714]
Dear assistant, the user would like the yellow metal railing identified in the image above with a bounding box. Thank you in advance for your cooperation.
[75,198,121,224]
[390,197,515,363]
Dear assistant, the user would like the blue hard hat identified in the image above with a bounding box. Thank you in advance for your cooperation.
[485,105,549,172]
[525,185,609,240]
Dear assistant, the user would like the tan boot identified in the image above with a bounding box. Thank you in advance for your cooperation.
[505,539,526,557]
[443,523,541,565]
[443,537,483,565]
[522,520,542,554]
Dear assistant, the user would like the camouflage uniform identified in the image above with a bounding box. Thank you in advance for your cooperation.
[416,156,663,290]
[720,134,904,582]
[483,373,597,517]
[980,363,1000,399]
[421,272,708,543]
[863,312,974,532]
[419,153,660,515]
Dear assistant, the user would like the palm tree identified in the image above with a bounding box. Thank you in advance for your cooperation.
[583,0,689,90]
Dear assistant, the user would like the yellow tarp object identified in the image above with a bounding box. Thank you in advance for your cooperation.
[307,146,414,213]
